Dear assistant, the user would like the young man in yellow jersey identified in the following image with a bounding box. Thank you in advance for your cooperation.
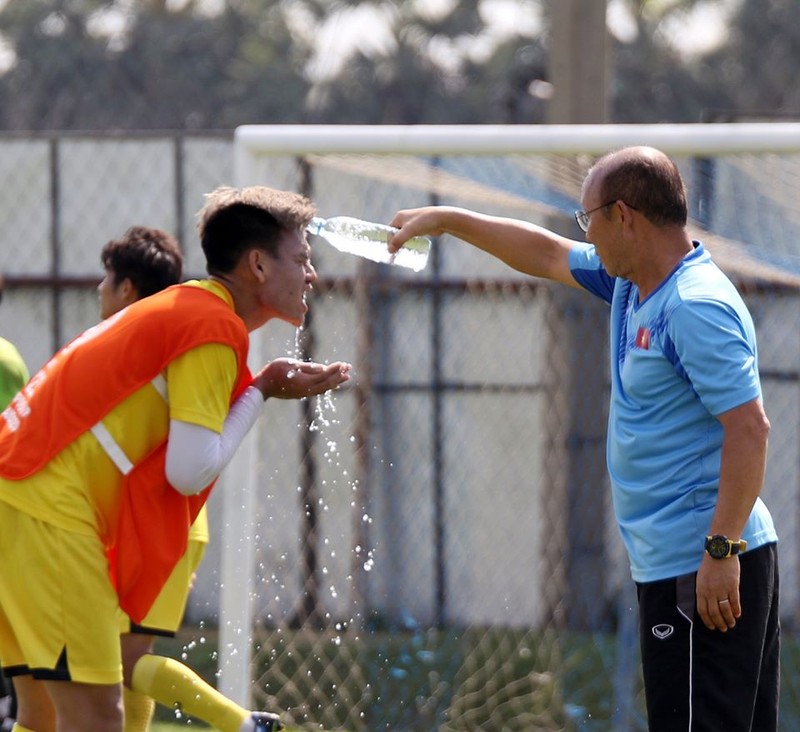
[10,226,285,731]
[0,186,351,732]
[99,225,286,732]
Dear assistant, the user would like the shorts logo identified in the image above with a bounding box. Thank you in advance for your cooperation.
[652,624,674,640]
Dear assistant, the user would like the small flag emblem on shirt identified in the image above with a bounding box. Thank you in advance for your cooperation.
[636,327,651,350]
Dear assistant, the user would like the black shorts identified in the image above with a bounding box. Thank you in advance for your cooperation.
[636,543,780,732]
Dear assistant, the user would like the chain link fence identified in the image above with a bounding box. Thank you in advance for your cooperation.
[2,130,800,730]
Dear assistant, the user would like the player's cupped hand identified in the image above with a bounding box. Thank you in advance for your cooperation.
[253,358,351,400]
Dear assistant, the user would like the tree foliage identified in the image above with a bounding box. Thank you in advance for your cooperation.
[0,0,313,129]
[0,0,796,130]
[700,0,800,120]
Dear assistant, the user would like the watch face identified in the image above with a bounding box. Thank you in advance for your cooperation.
[707,536,729,559]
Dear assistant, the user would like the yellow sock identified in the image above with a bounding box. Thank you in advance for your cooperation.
[124,685,156,732]
[12,725,36,732]
[131,654,249,732]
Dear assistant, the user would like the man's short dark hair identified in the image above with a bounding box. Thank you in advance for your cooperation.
[592,147,688,227]
[100,226,183,298]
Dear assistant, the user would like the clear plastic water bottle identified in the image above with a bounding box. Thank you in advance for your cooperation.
[307,216,430,272]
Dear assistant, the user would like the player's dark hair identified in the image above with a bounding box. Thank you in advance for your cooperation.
[200,203,284,274]
[100,226,183,298]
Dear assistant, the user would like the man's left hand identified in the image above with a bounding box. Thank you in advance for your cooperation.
[696,553,741,631]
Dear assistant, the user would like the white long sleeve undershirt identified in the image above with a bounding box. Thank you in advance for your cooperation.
[165,385,265,495]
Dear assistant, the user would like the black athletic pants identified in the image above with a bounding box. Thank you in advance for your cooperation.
[636,543,780,732]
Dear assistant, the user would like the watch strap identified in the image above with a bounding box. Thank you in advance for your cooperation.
[705,534,748,558]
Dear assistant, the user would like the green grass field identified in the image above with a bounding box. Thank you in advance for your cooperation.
[150,624,614,730]
[148,622,800,731]
[152,722,300,732]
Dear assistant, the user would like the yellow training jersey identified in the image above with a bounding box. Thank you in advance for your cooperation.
[0,280,237,543]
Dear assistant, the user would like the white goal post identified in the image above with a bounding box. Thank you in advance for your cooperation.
[220,122,800,713]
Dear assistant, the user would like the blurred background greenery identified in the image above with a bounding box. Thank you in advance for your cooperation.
[0,0,796,131]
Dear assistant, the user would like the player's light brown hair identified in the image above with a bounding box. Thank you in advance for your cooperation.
[197,186,316,275]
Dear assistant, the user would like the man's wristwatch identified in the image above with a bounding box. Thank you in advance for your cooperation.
[704,534,748,559]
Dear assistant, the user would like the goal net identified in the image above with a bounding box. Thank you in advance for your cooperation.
[216,123,800,731]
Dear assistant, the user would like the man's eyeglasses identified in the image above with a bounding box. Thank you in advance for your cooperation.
[574,200,618,233]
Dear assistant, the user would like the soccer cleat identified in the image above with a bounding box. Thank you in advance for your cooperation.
[241,711,283,732]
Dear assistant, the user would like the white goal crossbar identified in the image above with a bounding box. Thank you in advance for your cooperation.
[236,122,800,156]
